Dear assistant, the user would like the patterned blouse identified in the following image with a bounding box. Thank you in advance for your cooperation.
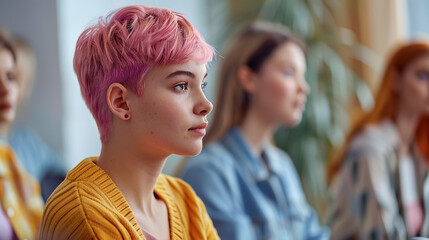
[328,120,429,239]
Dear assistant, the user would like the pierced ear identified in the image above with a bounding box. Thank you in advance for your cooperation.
[237,65,257,94]
[107,83,131,120]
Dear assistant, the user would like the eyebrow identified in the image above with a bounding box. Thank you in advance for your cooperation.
[166,70,208,80]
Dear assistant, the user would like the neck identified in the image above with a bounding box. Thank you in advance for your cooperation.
[0,123,10,138]
[395,106,420,156]
[97,134,167,215]
[240,107,275,154]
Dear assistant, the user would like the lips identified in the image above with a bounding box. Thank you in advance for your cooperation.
[189,123,208,136]
[0,102,11,110]
[295,99,306,111]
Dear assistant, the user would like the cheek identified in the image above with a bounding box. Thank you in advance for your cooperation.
[253,77,296,121]
[10,84,19,105]
[404,80,429,101]
[266,78,296,105]
[145,98,189,130]
[161,99,187,119]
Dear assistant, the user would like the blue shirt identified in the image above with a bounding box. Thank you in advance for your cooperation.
[181,127,330,240]
[9,126,65,181]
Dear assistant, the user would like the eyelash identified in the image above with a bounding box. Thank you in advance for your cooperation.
[284,69,295,77]
[7,72,15,82]
[201,82,208,91]
[417,71,429,81]
[173,82,208,92]
[173,82,188,92]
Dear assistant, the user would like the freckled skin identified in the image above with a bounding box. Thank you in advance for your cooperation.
[126,60,212,157]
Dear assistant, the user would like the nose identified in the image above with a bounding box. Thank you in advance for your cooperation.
[300,78,310,94]
[0,77,9,96]
[194,92,213,117]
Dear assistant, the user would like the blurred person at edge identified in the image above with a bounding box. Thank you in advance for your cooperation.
[327,42,429,239]
[8,34,65,202]
[0,28,44,240]
[180,21,330,240]
[39,5,220,240]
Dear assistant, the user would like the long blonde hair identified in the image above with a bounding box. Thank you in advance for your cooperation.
[204,20,305,145]
[327,42,429,183]
[174,21,305,176]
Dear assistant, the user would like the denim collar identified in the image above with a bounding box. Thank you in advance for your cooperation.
[220,127,283,181]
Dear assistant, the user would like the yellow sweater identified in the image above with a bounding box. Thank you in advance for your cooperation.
[39,157,219,240]
[0,144,43,239]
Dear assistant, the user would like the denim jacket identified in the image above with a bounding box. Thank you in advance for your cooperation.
[181,127,330,240]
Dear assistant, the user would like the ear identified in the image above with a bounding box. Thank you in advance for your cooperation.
[237,65,258,94]
[107,83,131,120]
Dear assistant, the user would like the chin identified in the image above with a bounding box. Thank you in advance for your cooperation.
[282,116,302,127]
[0,116,13,125]
[175,144,203,157]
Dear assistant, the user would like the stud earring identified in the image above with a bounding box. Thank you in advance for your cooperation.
[124,114,129,119]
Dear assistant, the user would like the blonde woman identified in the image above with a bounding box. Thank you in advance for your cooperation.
[0,28,43,240]
[180,21,330,240]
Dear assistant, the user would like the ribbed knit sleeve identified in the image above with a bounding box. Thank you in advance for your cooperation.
[39,158,143,240]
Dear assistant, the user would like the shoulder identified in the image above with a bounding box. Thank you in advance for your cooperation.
[348,121,399,157]
[182,141,236,177]
[180,142,240,193]
[9,125,46,149]
[267,145,306,197]
[42,159,113,221]
[41,166,125,239]
[42,158,113,226]
[340,123,398,176]
[40,179,99,239]
[11,125,38,139]
[268,144,294,166]
[264,144,300,181]
[332,122,398,193]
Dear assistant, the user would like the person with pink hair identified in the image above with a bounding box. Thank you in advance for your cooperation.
[39,5,219,240]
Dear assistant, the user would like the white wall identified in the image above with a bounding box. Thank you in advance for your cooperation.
[0,0,214,174]
[407,0,429,38]
[0,0,63,156]
[57,0,214,172]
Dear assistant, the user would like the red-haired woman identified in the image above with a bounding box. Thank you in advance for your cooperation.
[328,42,429,239]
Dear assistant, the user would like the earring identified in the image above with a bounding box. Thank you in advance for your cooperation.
[124,114,129,119]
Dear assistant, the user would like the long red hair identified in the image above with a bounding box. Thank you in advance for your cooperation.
[327,42,429,183]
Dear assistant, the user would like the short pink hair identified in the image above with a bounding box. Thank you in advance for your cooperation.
[73,5,214,142]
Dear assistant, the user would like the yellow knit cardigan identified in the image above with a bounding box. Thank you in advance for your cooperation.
[39,157,219,240]
[0,144,43,239]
